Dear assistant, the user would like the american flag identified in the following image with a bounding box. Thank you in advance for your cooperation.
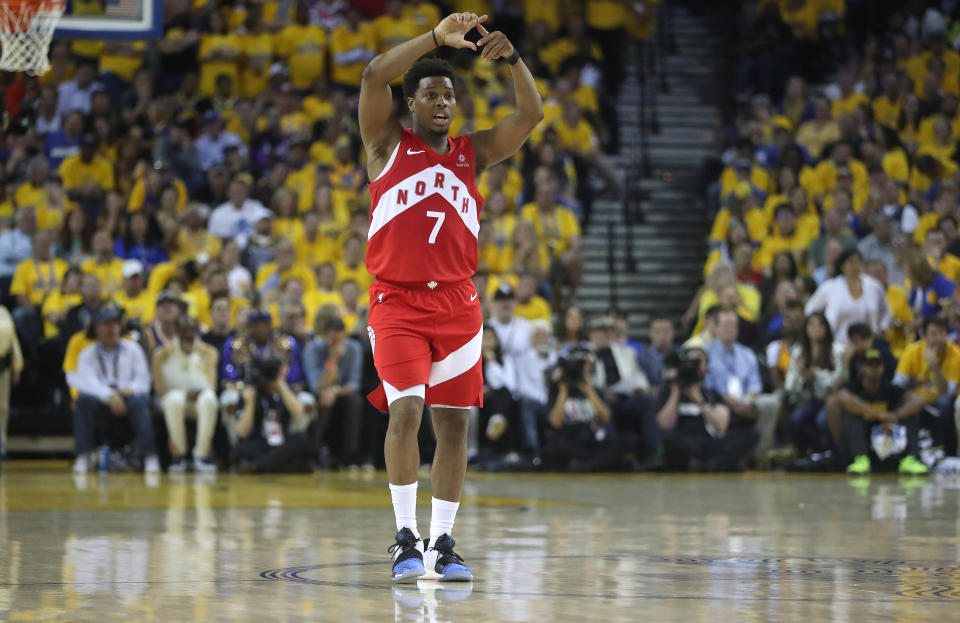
[104,0,139,19]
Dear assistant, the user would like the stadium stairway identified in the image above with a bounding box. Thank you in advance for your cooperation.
[574,4,731,340]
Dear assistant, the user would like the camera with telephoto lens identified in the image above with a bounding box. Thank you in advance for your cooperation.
[249,356,283,393]
[559,349,591,385]
[665,350,702,387]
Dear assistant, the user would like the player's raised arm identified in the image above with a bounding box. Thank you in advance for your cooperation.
[469,26,544,173]
[359,12,487,180]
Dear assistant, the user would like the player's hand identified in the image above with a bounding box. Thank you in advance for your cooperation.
[476,25,514,61]
[435,12,486,50]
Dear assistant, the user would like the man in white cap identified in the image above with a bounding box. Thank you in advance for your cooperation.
[69,305,158,474]
[113,260,155,327]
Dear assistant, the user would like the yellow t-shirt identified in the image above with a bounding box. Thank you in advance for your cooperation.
[755,231,810,271]
[333,261,373,290]
[524,0,564,31]
[303,290,344,327]
[586,0,627,29]
[240,32,274,98]
[170,229,223,266]
[273,218,304,241]
[935,254,960,282]
[286,163,318,213]
[873,95,902,128]
[516,295,552,321]
[719,165,773,199]
[59,155,115,192]
[113,289,157,326]
[293,230,340,267]
[372,15,420,54]
[63,331,96,399]
[100,41,146,82]
[330,24,377,87]
[553,118,598,154]
[693,284,761,334]
[480,243,513,274]
[886,285,913,358]
[795,120,841,159]
[41,291,81,338]
[402,2,441,30]
[813,159,868,195]
[520,203,581,256]
[303,96,335,123]
[478,170,523,212]
[275,24,328,90]
[10,258,68,305]
[255,263,319,293]
[80,258,124,295]
[198,33,242,96]
[128,178,187,213]
[882,149,910,184]
[896,339,960,403]
[709,207,769,244]
[831,93,869,118]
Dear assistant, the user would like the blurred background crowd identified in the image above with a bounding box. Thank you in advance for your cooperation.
[4,0,960,478]
[0,0,661,475]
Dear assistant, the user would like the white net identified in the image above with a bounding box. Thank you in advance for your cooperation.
[0,1,64,75]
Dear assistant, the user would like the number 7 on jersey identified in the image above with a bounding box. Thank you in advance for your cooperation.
[426,211,445,244]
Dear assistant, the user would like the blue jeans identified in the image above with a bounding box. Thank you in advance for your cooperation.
[789,399,827,455]
[519,397,547,453]
[74,393,156,457]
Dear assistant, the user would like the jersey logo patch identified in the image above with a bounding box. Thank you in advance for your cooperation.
[407,149,425,155]
[456,153,468,167]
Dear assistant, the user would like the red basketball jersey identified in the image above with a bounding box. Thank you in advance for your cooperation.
[366,128,484,284]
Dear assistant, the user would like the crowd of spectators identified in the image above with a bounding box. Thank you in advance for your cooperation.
[689,0,960,475]
[0,1,663,474]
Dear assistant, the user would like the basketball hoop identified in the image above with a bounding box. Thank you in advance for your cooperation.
[0,0,65,75]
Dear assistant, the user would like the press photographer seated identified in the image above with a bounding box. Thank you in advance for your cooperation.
[542,348,632,471]
[656,348,758,472]
[234,356,312,473]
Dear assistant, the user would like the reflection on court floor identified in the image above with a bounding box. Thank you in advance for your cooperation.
[1,464,960,622]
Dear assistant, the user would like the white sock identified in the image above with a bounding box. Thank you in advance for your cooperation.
[430,497,460,544]
[389,482,419,538]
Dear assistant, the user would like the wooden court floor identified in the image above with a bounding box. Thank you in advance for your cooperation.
[1,463,959,622]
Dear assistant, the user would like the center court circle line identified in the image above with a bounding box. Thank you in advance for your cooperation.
[259,553,960,602]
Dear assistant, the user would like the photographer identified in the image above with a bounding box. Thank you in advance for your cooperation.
[234,357,312,473]
[657,348,758,472]
[542,349,630,471]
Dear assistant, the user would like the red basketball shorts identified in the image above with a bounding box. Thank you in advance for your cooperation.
[365,278,484,412]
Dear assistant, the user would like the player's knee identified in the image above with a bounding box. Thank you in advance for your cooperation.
[387,397,422,437]
[432,408,469,440]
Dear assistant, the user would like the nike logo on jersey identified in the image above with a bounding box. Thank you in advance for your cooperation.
[470,292,478,301]
[406,149,425,155]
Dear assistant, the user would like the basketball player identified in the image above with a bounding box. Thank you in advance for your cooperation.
[359,12,543,582]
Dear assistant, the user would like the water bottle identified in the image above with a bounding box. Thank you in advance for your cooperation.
[98,445,110,472]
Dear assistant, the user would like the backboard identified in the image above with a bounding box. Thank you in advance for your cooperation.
[55,0,161,39]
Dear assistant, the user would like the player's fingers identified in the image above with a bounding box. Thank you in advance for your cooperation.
[477,31,495,47]
[478,24,489,36]
[478,14,488,24]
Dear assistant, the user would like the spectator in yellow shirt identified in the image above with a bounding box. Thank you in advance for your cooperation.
[402,0,441,31]
[256,239,318,299]
[41,267,82,338]
[831,71,869,117]
[80,231,124,296]
[796,96,841,160]
[710,183,769,244]
[521,171,581,258]
[293,209,340,268]
[198,11,241,97]
[128,160,188,214]
[112,260,156,326]
[275,4,328,91]
[330,7,376,90]
[59,133,114,210]
[240,12,274,98]
[372,1,420,56]
[334,234,372,290]
[872,72,902,128]
[755,204,808,274]
[514,274,551,322]
[923,229,960,283]
[894,317,960,408]
[813,142,868,198]
[10,230,68,310]
[338,279,368,336]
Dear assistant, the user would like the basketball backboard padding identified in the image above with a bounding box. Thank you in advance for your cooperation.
[54,0,161,39]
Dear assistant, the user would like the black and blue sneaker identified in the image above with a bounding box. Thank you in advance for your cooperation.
[423,534,473,582]
[388,527,426,583]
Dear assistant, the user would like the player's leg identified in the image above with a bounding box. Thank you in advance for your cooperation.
[368,290,433,582]
[424,406,472,581]
[385,391,428,582]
